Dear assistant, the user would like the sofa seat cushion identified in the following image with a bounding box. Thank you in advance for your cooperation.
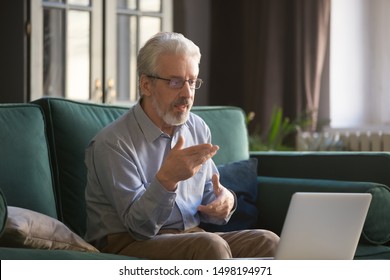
[0,247,138,260]
[258,176,390,245]
[201,158,258,232]
[0,206,98,252]
[354,243,390,260]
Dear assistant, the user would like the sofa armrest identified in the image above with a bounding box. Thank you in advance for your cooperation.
[256,176,390,245]
[0,188,7,236]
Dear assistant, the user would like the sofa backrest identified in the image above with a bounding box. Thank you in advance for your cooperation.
[191,106,249,165]
[0,104,57,218]
[34,97,249,236]
[34,98,128,236]
[255,151,390,188]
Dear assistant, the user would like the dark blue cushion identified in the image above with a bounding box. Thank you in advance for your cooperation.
[201,158,258,232]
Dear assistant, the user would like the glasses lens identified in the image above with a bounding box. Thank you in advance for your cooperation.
[169,78,184,88]
[167,78,203,89]
[194,79,202,89]
[186,79,202,89]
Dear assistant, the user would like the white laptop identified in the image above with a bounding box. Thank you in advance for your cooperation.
[274,192,372,260]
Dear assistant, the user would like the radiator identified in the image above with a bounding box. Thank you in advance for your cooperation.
[297,130,390,151]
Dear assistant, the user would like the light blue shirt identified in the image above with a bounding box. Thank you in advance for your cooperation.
[84,102,232,241]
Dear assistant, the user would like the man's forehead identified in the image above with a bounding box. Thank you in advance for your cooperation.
[156,53,199,75]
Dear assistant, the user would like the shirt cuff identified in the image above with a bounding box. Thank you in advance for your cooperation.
[226,189,237,219]
[146,177,177,207]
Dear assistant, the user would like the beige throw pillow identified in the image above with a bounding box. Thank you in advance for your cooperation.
[0,206,99,252]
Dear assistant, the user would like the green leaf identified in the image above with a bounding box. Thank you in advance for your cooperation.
[268,107,282,146]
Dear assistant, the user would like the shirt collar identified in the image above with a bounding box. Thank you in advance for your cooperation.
[133,101,186,143]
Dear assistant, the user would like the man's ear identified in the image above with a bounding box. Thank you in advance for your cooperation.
[140,74,152,97]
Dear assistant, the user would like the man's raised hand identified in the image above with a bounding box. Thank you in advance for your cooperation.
[156,136,219,191]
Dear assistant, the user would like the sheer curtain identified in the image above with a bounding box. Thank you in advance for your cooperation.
[209,0,331,137]
[331,0,390,129]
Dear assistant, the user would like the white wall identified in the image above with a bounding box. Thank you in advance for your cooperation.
[330,0,390,128]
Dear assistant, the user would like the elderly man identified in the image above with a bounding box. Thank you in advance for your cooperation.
[84,32,279,259]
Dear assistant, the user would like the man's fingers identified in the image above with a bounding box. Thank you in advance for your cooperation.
[173,137,219,159]
[172,135,185,151]
[198,201,227,219]
[212,174,222,196]
[182,143,219,165]
[197,146,219,165]
[185,143,219,155]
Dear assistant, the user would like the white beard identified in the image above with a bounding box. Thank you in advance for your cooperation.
[151,95,192,126]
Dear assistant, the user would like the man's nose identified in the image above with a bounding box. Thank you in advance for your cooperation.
[179,81,194,98]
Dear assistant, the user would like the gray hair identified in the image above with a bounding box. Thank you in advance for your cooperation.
[137,32,201,83]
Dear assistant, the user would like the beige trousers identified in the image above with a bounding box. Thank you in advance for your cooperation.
[97,227,280,260]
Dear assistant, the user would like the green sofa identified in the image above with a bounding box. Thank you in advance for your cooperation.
[0,97,389,259]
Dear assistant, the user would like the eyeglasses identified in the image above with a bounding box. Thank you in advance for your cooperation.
[147,75,203,89]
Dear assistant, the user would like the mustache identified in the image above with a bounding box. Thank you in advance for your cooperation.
[174,97,192,107]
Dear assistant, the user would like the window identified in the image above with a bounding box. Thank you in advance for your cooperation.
[30,0,173,104]
[116,0,172,103]
[330,0,390,128]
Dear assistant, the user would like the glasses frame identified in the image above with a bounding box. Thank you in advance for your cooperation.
[147,75,203,90]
